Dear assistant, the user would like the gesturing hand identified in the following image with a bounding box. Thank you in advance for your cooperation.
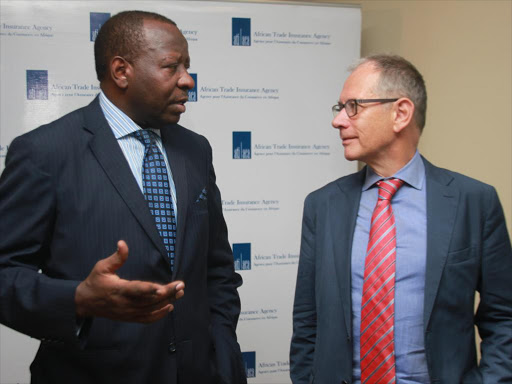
[75,240,184,323]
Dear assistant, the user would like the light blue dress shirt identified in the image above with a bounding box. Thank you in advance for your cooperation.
[98,91,178,222]
[351,151,430,383]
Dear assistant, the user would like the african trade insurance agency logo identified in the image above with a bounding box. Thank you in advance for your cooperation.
[188,74,198,102]
[242,351,256,378]
[26,69,100,99]
[233,131,251,159]
[26,70,48,100]
[232,18,251,46]
[233,243,251,271]
[230,15,332,47]
[90,12,110,42]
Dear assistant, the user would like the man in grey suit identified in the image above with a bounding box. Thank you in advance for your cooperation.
[0,11,246,384]
[290,54,512,383]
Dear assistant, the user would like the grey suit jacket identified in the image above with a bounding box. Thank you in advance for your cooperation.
[290,157,512,384]
[0,97,246,384]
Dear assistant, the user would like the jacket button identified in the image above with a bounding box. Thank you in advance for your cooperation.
[168,342,176,354]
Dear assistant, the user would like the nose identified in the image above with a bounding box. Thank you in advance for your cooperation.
[179,70,195,90]
[332,107,350,130]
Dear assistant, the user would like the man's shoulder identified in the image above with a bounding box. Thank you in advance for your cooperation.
[306,169,364,202]
[423,158,496,195]
[15,99,95,143]
[6,99,100,171]
[163,123,211,152]
[171,123,205,141]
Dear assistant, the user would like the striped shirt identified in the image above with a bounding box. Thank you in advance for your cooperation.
[98,91,178,222]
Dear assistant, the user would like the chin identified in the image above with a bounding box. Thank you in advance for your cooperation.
[157,116,181,128]
[343,150,359,162]
[168,113,182,124]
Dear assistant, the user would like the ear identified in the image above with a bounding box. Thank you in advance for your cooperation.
[109,56,131,89]
[392,98,415,133]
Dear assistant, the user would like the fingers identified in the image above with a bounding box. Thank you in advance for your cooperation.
[156,280,185,299]
[130,303,175,324]
[97,240,129,274]
[121,280,162,303]
[103,281,182,323]
[76,239,185,323]
[175,288,185,301]
[120,280,185,308]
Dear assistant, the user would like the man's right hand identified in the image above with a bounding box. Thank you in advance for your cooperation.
[74,240,184,323]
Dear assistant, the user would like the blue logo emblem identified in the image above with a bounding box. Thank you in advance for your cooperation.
[90,12,110,41]
[242,351,256,378]
[26,70,48,100]
[232,18,251,46]
[188,73,197,102]
[233,243,251,271]
[233,132,251,159]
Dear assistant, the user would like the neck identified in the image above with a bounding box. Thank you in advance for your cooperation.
[101,86,149,128]
[367,146,417,178]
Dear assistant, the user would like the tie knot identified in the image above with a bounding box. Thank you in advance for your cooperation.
[376,178,404,201]
[132,129,154,148]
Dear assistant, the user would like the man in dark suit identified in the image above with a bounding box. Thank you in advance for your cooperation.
[0,11,246,384]
[290,54,512,383]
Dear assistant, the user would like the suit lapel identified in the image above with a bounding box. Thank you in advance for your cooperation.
[331,169,365,338]
[423,158,459,331]
[83,98,170,264]
[161,126,188,278]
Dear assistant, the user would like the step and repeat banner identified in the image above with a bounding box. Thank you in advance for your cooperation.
[0,1,360,383]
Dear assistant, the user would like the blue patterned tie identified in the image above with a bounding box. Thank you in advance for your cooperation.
[133,129,177,271]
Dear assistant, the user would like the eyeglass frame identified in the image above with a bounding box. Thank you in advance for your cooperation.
[332,98,399,118]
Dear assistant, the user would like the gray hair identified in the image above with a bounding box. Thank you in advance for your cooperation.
[352,54,427,131]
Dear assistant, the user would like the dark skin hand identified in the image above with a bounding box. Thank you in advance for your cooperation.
[75,240,184,323]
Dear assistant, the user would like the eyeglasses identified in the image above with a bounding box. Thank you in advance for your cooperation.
[332,98,399,118]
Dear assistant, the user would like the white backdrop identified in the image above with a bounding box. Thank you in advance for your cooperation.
[0,1,360,383]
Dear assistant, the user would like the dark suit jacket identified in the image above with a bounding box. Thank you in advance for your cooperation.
[0,97,247,384]
[290,157,512,384]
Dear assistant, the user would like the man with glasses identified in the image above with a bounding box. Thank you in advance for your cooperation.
[290,54,512,383]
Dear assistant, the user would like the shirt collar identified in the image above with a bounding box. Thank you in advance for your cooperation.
[99,91,161,139]
[362,150,425,191]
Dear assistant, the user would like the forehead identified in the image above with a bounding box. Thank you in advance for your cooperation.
[341,62,381,100]
[141,19,189,58]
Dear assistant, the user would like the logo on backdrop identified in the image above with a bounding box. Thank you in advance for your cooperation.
[0,144,9,159]
[26,70,48,100]
[242,351,256,378]
[90,12,110,41]
[233,243,251,271]
[232,18,251,46]
[188,73,197,102]
[233,132,251,159]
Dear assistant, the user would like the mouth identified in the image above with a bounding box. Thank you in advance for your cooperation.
[173,98,188,113]
[341,137,357,145]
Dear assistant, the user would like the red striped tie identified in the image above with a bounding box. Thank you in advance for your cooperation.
[360,178,404,384]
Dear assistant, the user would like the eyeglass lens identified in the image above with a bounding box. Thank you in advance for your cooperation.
[332,100,357,118]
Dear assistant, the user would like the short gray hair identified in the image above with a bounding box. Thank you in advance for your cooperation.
[353,54,427,131]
